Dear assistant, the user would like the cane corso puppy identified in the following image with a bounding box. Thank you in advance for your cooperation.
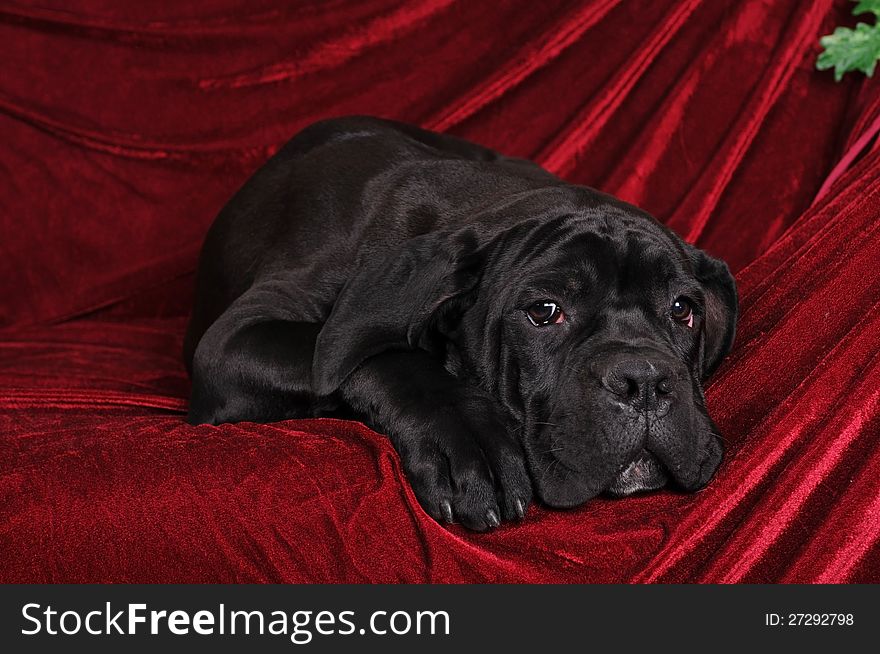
[185,116,737,531]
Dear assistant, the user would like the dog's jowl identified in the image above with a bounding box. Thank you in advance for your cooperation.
[184,116,738,531]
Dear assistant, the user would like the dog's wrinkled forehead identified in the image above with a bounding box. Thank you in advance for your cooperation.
[575,227,682,287]
[497,210,692,297]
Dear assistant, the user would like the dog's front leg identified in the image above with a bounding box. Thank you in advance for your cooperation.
[339,349,532,530]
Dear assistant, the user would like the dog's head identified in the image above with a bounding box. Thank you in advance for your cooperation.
[314,189,737,508]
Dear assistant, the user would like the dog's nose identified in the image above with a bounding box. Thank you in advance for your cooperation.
[601,357,672,411]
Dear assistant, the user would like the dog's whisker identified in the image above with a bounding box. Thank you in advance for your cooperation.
[536,456,556,482]
[536,446,565,454]
[709,430,731,445]
[538,454,565,486]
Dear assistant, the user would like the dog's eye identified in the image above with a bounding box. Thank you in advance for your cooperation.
[526,301,564,326]
[671,297,694,328]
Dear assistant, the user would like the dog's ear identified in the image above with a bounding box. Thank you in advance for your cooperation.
[312,229,483,396]
[686,244,738,379]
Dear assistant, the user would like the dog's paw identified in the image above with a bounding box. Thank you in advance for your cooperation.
[393,395,532,531]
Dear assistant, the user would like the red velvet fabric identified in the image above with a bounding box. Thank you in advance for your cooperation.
[1,0,878,583]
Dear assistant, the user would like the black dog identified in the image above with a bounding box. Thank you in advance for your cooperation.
[185,116,737,531]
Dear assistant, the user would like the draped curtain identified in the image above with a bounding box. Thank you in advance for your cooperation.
[1,0,878,582]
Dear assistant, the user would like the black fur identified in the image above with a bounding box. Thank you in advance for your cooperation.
[185,116,738,531]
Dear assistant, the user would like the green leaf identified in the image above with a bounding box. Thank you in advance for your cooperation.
[816,22,880,81]
[853,0,880,18]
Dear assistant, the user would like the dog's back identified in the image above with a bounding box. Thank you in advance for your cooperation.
[184,116,559,371]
